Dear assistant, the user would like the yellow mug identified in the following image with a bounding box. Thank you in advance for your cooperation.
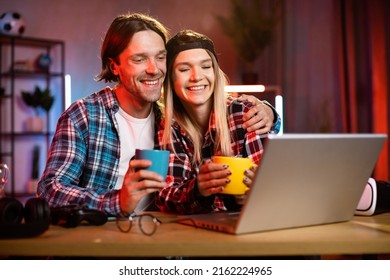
[212,156,256,195]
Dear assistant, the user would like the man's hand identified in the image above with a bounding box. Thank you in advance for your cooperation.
[119,159,166,214]
[238,94,274,135]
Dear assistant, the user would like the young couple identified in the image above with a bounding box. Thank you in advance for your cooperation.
[37,13,280,217]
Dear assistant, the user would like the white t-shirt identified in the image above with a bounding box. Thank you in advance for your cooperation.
[114,108,155,190]
[114,108,156,212]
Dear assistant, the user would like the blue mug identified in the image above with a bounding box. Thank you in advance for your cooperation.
[135,149,170,180]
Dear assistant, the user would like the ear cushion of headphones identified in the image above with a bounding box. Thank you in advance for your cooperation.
[25,198,51,223]
[0,197,24,225]
[0,197,50,239]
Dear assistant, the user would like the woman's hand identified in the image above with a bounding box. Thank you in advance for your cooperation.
[197,159,231,197]
[235,165,257,205]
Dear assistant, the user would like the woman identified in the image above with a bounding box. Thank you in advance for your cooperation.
[156,30,267,214]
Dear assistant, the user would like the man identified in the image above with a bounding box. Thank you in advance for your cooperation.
[37,13,280,216]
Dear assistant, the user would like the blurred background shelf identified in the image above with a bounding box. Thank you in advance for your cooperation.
[0,35,65,197]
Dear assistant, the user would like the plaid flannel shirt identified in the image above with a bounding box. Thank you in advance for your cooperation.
[156,98,270,214]
[37,86,162,216]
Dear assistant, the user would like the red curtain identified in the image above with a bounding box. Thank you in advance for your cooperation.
[339,0,389,180]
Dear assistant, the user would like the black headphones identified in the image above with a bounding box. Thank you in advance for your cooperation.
[0,197,108,239]
[0,197,51,239]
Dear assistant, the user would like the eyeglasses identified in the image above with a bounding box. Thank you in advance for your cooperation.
[116,212,196,236]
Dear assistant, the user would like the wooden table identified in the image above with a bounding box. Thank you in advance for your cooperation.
[1,213,390,258]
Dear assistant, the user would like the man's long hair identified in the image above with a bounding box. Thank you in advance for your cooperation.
[95,13,169,83]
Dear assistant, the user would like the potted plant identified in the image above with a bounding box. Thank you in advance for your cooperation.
[215,0,280,83]
[21,86,54,132]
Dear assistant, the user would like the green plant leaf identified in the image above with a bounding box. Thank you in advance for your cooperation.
[21,90,40,108]
[40,89,54,112]
[21,86,54,115]
[215,0,280,63]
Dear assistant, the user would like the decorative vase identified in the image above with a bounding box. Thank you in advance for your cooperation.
[27,179,39,194]
[25,116,43,132]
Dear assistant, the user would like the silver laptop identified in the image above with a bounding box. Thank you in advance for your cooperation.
[179,133,387,234]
